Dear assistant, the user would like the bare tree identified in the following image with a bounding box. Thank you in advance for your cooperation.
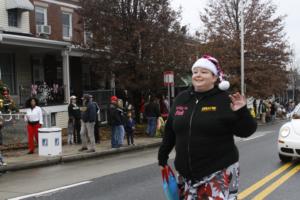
[79,0,193,93]
[198,0,291,98]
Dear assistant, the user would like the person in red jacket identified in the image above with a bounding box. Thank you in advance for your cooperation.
[158,55,257,200]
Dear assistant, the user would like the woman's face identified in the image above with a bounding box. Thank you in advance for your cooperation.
[192,67,218,92]
[30,99,36,107]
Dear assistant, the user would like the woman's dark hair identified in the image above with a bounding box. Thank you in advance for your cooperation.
[25,97,39,108]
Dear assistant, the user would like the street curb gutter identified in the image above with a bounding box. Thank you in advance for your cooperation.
[0,142,162,173]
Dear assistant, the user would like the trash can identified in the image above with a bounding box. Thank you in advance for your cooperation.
[38,127,62,156]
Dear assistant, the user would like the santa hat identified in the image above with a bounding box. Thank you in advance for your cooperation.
[192,54,230,91]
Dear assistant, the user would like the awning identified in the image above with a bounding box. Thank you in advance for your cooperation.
[6,0,34,11]
[0,33,71,50]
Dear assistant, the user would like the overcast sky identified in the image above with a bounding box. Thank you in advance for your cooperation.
[171,0,300,62]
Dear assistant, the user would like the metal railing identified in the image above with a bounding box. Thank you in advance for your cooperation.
[0,109,51,146]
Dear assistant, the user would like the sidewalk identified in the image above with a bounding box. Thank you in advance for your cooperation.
[0,137,162,173]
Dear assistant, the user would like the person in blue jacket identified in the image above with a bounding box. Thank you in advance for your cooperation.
[78,94,97,153]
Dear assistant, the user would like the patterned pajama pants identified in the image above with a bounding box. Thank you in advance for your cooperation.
[178,162,239,200]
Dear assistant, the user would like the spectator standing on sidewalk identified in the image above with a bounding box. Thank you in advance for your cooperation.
[158,55,257,200]
[78,94,97,153]
[160,95,169,119]
[24,98,43,154]
[259,100,267,123]
[0,112,6,166]
[90,95,100,144]
[144,96,160,137]
[117,99,126,146]
[139,96,145,123]
[270,101,276,122]
[109,96,123,148]
[125,111,135,146]
[68,96,81,144]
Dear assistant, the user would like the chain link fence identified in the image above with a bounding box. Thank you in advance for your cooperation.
[0,109,51,146]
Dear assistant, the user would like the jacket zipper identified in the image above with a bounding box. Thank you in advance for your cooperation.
[187,97,200,177]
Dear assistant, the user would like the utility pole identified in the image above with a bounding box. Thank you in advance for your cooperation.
[241,0,245,95]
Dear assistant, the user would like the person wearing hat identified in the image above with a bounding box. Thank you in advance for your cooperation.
[78,94,97,152]
[68,95,81,144]
[158,55,257,200]
[109,96,124,148]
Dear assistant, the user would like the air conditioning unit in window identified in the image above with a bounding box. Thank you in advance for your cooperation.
[36,25,51,35]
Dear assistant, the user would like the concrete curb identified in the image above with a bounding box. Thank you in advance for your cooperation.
[0,142,162,173]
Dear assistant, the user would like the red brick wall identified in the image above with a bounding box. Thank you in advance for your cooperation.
[29,0,84,43]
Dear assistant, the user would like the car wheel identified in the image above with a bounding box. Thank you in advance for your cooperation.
[279,153,293,163]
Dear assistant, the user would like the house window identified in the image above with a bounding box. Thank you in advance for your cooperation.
[8,10,18,27]
[62,12,72,39]
[51,113,56,126]
[35,6,47,25]
[0,54,16,94]
[84,30,93,45]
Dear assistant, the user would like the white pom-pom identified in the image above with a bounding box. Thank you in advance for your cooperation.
[218,80,230,90]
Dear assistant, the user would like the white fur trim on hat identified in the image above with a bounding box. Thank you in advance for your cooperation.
[218,80,230,90]
[191,58,218,76]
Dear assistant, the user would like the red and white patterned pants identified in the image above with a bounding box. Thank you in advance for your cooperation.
[178,162,239,200]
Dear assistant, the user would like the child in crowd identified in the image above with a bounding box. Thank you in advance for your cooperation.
[125,111,135,146]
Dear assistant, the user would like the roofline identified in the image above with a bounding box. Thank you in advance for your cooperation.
[0,33,71,49]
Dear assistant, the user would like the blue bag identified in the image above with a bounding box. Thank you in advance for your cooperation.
[161,166,180,200]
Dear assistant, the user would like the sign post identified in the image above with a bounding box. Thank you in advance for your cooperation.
[164,71,174,107]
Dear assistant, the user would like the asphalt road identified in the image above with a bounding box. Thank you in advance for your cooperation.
[1,120,300,200]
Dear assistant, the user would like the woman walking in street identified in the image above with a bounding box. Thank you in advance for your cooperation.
[158,55,257,200]
[25,98,43,154]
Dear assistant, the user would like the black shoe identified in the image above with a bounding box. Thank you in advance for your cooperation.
[78,147,88,152]
[27,151,34,154]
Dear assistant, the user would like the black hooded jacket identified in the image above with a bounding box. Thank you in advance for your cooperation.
[158,86,257,180]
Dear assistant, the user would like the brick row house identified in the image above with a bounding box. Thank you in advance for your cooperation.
[0,0,99,128]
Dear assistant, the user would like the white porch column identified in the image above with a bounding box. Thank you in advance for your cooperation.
[62,49,70,103]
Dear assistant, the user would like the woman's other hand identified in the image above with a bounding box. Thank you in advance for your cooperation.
[229,92,246,111]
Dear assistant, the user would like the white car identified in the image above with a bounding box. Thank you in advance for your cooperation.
[278,113,300,162]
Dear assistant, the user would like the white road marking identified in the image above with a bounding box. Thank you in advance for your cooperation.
[243,135,266,141]
[8,181,92,200]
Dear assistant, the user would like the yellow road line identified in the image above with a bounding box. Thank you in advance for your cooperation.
[252,164,300,200]
[238,163,292,200]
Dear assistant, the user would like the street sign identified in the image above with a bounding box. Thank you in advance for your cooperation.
[164,71,174,86]
[164,71,175,108]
